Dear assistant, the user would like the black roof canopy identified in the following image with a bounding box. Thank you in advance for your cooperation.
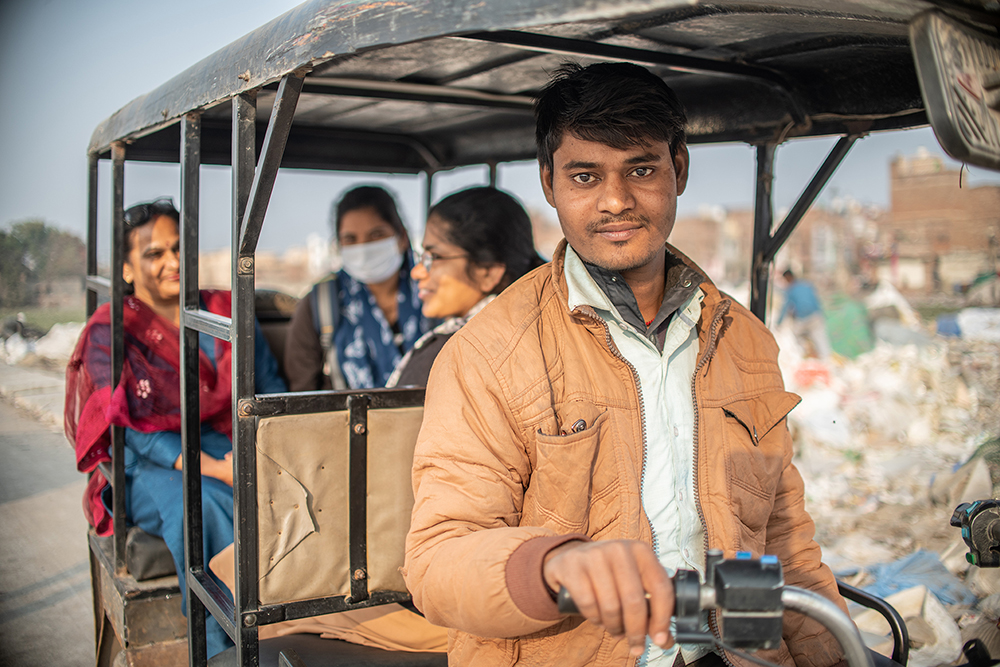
[88,0,997,172]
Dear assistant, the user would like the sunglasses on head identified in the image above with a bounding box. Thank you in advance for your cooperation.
[123,197,178,229]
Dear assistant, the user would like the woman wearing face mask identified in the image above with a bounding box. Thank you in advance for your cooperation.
[214,187,542,656]
[284,186,428,391]
[388,187,545,387]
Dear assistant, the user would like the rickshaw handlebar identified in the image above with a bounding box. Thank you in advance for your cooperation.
[556,550,873,667]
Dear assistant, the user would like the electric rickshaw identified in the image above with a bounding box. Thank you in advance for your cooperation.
[81,1,1000,665]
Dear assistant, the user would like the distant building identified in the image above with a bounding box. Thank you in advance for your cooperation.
[192,149,999,302]
[201,246,316,297]
[669,203,880,294]
[670,207,751,287]
[879,148,1000,293]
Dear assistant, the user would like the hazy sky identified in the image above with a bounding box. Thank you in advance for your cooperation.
[2,0,999,253]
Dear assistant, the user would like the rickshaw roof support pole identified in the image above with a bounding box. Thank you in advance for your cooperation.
[238,73,305,256]
[749,135,858,322]
[424,169,436,215]
[179,112,210,667]
[488,161,498,188]
[464,31,806,125]
[750,143,775,323]
[232,89,261,667]
[110,142,128,577]
[86,155,99,318]
[763,136,858,262]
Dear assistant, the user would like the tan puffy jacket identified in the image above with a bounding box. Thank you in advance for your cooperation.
[404,242,848,667]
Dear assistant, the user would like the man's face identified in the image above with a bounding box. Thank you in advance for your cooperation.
[541,134,688,276]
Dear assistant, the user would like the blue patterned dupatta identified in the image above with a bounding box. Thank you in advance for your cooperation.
[332,252,427,388]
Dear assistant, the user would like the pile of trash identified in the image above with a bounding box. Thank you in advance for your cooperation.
[0,315,83,369]
[778,318,1000,665]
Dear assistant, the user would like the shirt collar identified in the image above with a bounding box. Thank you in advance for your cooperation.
[565,244,704,334]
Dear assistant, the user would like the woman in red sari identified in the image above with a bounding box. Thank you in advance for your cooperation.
[64,198,285,657]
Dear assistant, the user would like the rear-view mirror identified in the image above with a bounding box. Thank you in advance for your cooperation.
[911,10,1000,172]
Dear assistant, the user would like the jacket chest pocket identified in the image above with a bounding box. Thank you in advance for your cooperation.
[719,390,800,535]
[525,406,612,534]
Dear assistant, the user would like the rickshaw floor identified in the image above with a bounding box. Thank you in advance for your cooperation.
[209,634,447,667]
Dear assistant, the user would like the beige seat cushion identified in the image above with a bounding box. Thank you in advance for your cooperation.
[255,407,423,605]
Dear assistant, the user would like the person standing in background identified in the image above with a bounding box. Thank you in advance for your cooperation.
[777,269,832,360]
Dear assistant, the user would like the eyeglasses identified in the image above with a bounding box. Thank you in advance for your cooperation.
[123,197,178,229]
[418,250,468,272]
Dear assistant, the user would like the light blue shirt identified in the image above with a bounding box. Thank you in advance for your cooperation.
[778,280,822,324]
[564,246,709,665]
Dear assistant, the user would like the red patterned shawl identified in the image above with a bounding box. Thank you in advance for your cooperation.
[64,290,233,535]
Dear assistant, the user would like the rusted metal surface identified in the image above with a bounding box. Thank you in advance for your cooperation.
[88,0,694,152]
[122,639,189,667]
[90,534,187,652]
[86,0,970,172]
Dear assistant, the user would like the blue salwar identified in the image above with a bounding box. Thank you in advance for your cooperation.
[122,322,285,657]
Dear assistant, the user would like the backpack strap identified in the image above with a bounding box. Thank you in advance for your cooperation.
[311,278,348,390]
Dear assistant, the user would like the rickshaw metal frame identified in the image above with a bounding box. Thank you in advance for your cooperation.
[82,1,999,664]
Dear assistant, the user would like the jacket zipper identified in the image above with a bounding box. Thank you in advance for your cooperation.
[576,307,647,667]
[690,299,732,666]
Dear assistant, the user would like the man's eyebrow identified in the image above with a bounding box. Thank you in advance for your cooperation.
[559,153,664,171]
[560,160,599,171]
[624,152,663,165]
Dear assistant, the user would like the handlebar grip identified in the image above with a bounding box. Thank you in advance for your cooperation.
[557,586,579,615]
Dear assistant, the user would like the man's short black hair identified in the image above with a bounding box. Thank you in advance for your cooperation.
[534,62,688,172]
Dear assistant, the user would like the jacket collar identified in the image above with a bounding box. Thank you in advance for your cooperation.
[549,238,730,321]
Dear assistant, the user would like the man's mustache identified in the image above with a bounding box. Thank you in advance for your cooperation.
[586,214,650,234]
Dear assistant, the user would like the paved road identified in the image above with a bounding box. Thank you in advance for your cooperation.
[0,399,93,666]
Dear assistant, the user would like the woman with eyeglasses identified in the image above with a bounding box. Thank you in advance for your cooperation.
[223,187,542,654]
[388,187,545,387]
[284,186,428,391]
[64,198,286,657]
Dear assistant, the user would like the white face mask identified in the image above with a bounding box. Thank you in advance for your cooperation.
[340,236,404,285]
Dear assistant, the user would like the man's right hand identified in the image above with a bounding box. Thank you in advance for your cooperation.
[543,539,674,657]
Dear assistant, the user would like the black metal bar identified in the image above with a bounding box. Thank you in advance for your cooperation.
[185,308,233,341]
[488,161,498,188]
[231,90,260,667]
[241,388,425,417]
[255,590,414,626]
[297,76,534,111]
[97,462,112,484]
[763,136,858,262]
[424,170,435,214]
[279,649,309,667]
[190,570,238,638]
[239,73,304,256]
[179,112,209,667]
[86,155,99,317]
[85,276,111,296]
[750,143,776,323]
[838,581,909,666]
[462,30,805,123]
[109,142,127,577]
[348,393,371,603]
[465,30,786,83]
